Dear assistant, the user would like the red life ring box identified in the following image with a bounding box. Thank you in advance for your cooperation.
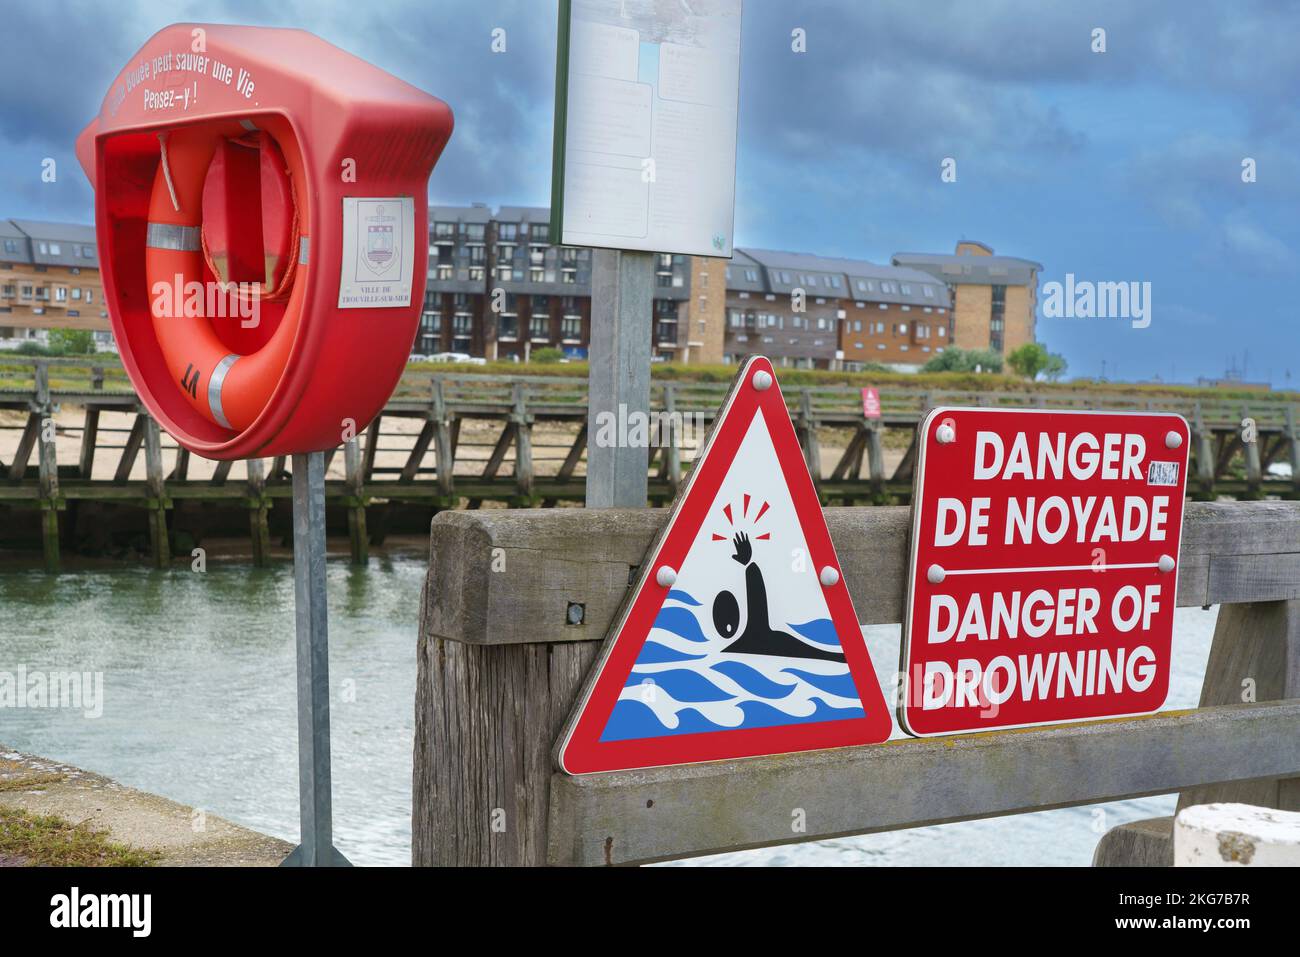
[76,23,453,459]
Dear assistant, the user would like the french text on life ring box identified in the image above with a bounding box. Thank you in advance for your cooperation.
[338,196,416,309]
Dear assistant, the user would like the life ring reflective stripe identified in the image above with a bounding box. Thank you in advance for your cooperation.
[144,118,308,433]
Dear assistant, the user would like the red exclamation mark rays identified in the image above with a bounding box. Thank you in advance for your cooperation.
[711,493,771,541]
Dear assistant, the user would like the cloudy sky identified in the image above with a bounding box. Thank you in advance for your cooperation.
[3,1,1296,386]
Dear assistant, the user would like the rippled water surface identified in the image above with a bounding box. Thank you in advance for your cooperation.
[0,558,1216,866]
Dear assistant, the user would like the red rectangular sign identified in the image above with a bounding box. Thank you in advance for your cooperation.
[900,407,1190,736]
[861,387,881,419]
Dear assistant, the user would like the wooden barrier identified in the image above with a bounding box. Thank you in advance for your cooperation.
[413,501,1300,866]
[3,356,1298,567]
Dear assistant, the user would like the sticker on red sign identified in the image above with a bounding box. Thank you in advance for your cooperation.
[899,407,1190,737]
[558,357,892,774]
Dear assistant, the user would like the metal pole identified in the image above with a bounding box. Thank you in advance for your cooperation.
[586,247,654,507]
[282,450,351,866]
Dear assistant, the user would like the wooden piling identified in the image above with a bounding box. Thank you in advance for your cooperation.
[78,407,99,479]
[33,362,60,572]
[1286,406,1300,499]
[344,437,368,565]
[511,383,536,506]
[431,380,455,503]
[246,458,271,566]
[797,388,822,490]
[143,415,170,568]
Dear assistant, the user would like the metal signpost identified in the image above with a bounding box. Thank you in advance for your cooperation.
[282,452,351,866]
[550,0,743,507]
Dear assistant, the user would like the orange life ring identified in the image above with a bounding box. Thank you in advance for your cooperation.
[144,116,309,433]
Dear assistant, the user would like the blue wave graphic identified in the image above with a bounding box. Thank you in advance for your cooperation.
[790,619,842,648]
[710,659,796,699]
[603,598,868,743]
[601,696,866,742]
[653,606,711,644]
[782,668,860,699]
[626,668,733,702]
[635,640,707,665]
[602,700,726,740]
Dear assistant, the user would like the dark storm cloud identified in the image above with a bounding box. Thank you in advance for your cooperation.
[0,0,1295,384]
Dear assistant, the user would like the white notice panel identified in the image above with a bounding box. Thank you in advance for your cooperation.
[555,0,742,257]
[338,196,416,309]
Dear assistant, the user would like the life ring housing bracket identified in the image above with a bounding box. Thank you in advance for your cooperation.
[76,23,453,460]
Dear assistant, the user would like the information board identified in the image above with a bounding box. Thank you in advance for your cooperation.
[550,0,742,257]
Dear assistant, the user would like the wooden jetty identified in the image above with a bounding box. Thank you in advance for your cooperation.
[2,356,1297,570]
[413,500,1300,865]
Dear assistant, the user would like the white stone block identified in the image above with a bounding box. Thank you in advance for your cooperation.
[1174,802,1300,867]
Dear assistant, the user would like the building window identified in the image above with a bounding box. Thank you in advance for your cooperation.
[561,315,581,340]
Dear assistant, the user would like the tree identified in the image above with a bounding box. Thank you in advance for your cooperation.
[1007,342,1067,381]
[1042,352,1068,382]
[47,328,97,355]
[921,347,1003,374]
[530,347,564,364]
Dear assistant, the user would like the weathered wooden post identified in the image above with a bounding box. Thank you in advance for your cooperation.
[143,415,171,568]
[797,388,822,488]
[1286,405,1300,499]
[660,382,682,496]
[1242,404,1262,497]
[33,362,61,572]
[431,379,456,504]
[866,419,886,499]
[1192,402,1215,497]
[246,458,271,567]
[1177,597,1300,811]
[1094,504,1300,866]
[78,407,100,479]
[114,413,146,483]
[511,382,536,506]
[343,437,368,565]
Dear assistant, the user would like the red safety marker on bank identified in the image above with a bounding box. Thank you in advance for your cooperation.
[558,357,892,775]
[899,408,1191,737]
[76,23,453,459]
[861,387,881,419]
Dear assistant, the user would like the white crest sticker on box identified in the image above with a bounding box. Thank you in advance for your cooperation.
[338,197,415,309]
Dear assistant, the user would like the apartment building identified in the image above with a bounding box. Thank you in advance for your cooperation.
[0,220,109,342]
[1,213,1038,373]
[421,204,708,362]
[892,241,1042,355]
[723,248,954,371]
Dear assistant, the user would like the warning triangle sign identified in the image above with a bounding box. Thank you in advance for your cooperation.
[558,357,893,774]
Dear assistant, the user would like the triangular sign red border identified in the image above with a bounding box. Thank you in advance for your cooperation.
[557,356,893,774]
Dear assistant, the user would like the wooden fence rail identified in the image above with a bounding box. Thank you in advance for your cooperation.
[414,500,1300,866]
[2,357,1298,568]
